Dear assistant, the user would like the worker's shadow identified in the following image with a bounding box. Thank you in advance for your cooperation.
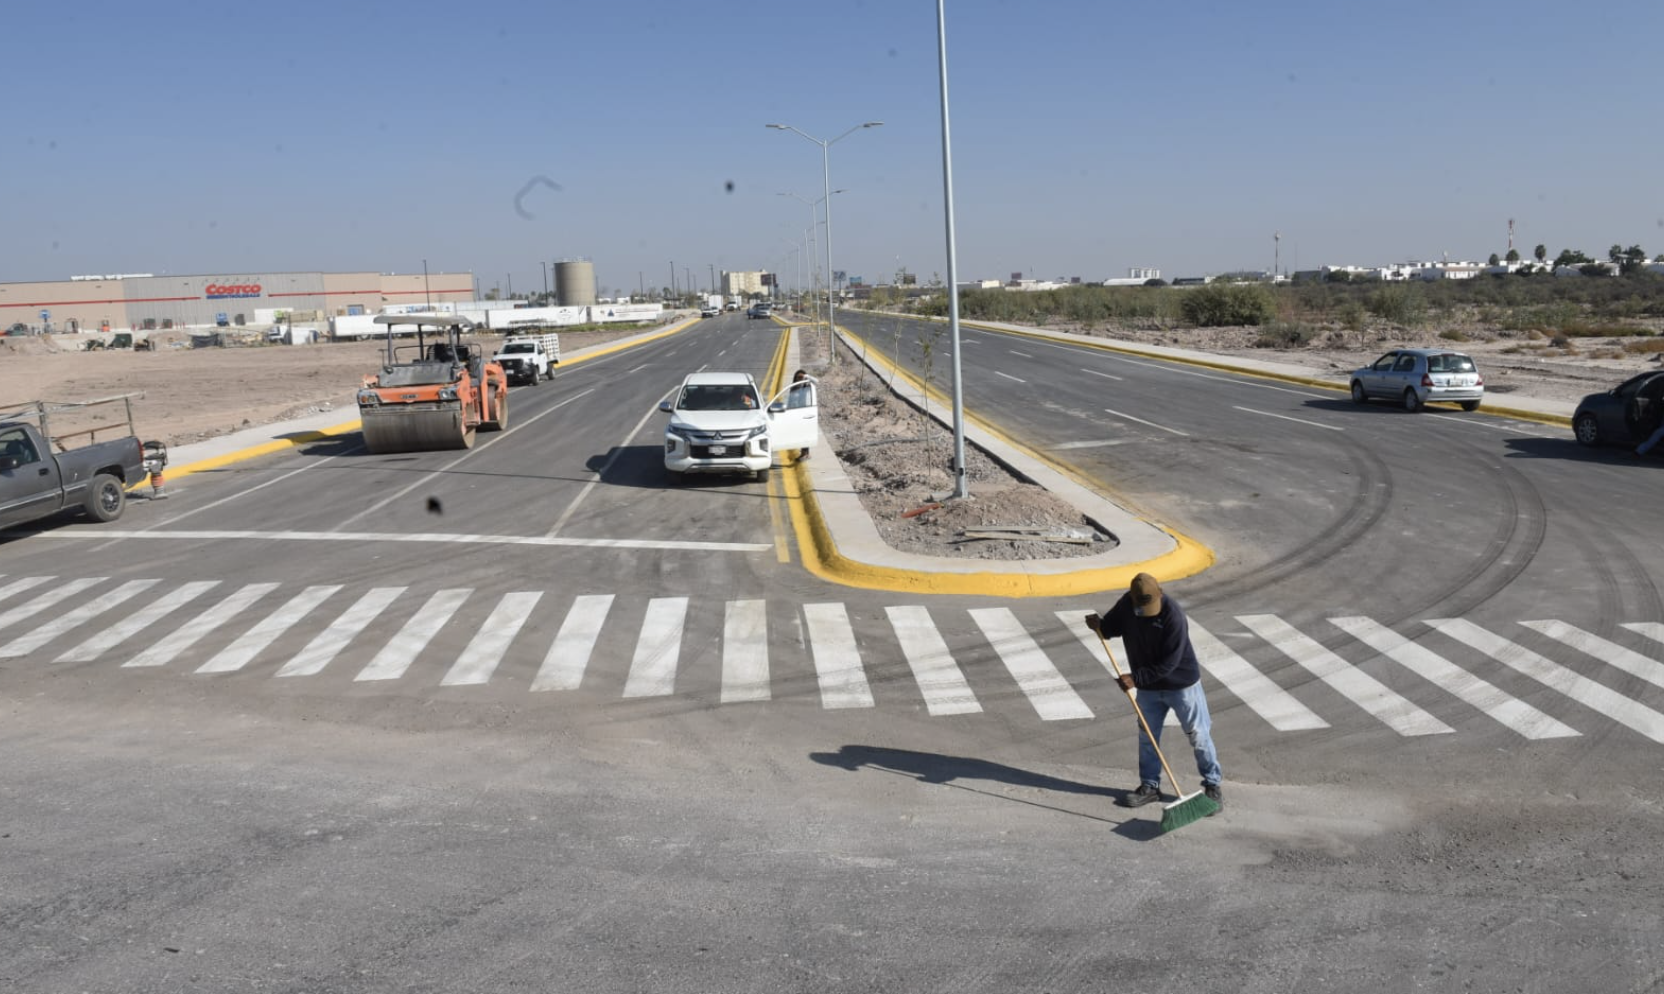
[810,745,1162,841]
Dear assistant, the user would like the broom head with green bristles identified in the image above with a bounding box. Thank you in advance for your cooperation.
[1160,789,1220,833]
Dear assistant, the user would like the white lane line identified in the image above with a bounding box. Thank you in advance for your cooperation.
[1428,618,1664,744]
[0,577,106,634]
[548,400,664,538]
[627,364,648,374]
[1240,614,1451,736]
[1187,621,1329,731]
[994,371,1026,384]
[1330,617,1577,739]
[1008,350,1033,358]
[1625,622,1664,647]
[0,576,52,603]
[336,388,595,531]
[42,529,771,553]
[442,591,542,686]
[987,332,1322,396]
[197,584,343,673]
[889,606,981,716]
[1103,407,1189,436]
[276,587,406,677]
[1232,406,1344,432]
[1520,620,1664,690]
[125,583,281,668]
[1051,440,1128,450]
[963,338,982,344]
[532,594,614,692]
[623,597,688,698]
[970,608,1093,721]
[356,589,471,681]
[145,448,356,532]
[1425,413,1552,436]
[802,603,874,709]
[1083,369,1124,382]
[722,599,771,703]
[0,579,161,658]
[57,581,220,662]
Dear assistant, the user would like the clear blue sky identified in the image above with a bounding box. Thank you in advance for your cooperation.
[6,0,1661,295]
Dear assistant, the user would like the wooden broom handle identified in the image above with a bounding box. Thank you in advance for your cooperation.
[1096,629,1189,796]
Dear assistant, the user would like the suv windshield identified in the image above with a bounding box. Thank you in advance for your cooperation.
[679,384,759,411]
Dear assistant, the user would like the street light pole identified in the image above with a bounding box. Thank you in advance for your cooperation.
[936,0,967,499]
[767,120,882,351]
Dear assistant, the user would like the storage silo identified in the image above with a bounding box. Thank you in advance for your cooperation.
[554,260,597,306]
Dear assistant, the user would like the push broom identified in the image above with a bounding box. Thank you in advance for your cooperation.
[1096,631,1220,833]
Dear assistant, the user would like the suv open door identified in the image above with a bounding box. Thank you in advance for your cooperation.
[767,375,818,453]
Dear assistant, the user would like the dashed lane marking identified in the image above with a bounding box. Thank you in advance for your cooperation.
[41,529,773,553]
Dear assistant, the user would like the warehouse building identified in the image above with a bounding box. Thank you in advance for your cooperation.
[0,270,475,335]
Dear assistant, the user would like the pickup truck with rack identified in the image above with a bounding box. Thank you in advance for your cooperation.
[491,332,560,386]
[1,396,167,530]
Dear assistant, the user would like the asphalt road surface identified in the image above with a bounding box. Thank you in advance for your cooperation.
[4,311,1662,992]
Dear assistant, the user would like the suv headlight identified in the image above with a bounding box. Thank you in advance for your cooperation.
[742,424,768,440]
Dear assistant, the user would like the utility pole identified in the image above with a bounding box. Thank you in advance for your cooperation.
[541,261,548,296]
[422,259,431,308]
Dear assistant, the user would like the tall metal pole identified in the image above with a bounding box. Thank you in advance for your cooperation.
[423,259,431,308]
[670,262,675,299]
[938,0,967,499]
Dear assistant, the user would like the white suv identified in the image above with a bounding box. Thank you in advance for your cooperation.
[658,371,817,482]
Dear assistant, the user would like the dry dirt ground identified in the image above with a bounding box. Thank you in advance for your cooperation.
[7,316,1655,561]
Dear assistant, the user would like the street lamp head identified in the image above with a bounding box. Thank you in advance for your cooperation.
[766,124,786,129]
[862,121,883,128]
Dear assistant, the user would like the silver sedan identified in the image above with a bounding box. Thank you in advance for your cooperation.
[1350,348,1484,412]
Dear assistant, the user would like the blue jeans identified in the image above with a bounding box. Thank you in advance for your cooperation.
[1134,681,1222,790]
[1638,424,1664,456]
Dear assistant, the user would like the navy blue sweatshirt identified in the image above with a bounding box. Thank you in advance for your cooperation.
[1099,593,1202,690]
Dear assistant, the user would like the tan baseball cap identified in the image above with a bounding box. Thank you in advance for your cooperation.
[1130,572,1164,617]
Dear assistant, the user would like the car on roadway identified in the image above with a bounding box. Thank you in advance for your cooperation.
[657,371,817,483]
[1349,348,1484,412]
[700,304,720,318]
[1572,369,1664,449]
[747,303,772,320]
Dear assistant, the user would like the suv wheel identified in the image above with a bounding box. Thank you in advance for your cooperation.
[1573,412,1601,447]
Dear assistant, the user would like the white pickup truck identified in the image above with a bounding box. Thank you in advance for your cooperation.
[492,333,560,386]
[656,371,817,483]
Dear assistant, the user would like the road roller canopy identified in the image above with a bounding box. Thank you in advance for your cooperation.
[372,313,477,331]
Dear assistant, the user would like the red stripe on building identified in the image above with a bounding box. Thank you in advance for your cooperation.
[0,295,201,310]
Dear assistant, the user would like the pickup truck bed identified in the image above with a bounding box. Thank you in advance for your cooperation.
[1,397,165,530]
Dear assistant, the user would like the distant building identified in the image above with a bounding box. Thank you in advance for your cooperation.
[1102,267,1161,286]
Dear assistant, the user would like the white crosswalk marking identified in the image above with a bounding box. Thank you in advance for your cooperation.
[722,600,770,703]
[1624,622,1664,647]
[1330,616,1578,739]
[125,583,281,668]
[1053,615,1180,725]
[1240,614,1451,736]
[197,585,343,674]
[623,597,689,698]
[1521,620,1664,690]
[0,577,107,634]
[1428,618,1664,744]
[802,603,874,709]
[969,608,1093,720]
[0,576,54,611]
[56,581,221,662]
[442,592,542,686]
[356,589,471,682]
[889,606,980,716]
[0,579,160,658]
[276,587,406,677]
[1186,621,1329,731]
[532,594,614,692]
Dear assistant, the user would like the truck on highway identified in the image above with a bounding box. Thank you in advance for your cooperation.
[700,295,723,318]
[492,333,560,386]
[1,395,167,529]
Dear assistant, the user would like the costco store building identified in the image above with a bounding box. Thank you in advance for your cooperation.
[0,271,475,335]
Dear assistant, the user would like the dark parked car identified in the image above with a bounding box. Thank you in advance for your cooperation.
[1349,348,1484,412]
[1572,370,1664,448]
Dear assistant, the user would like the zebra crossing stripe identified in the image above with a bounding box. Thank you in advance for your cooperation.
[623,597,689,698]
[197,585,343,674]
[722,600,770,703]
[1052,613,1181,726]
[56,581,221,663]
[1239,615,1452,736]
[889,606,981,716]
[1624,622,1664,647]
[0,579,161,659]
[442,592,543,686]
[802,603,874,709]
[1186,621,1329,731]
[0,577,107,634]
[1520,620,1664,691]
[1329,616,1578,740]
[969,608,1093,721]
[356,589,471,682]
[0,576,54,613]
[276,587,406,678]
[1428,619,1664,744]
[531,594,614,692]
[124,583,282,668]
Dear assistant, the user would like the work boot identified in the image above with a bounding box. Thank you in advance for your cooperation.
[1120,783,1162,808]
[1204,783,1224,814]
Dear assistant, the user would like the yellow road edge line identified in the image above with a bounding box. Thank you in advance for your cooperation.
[959,319,1575,427]
[764,329,794,562]
[154,316,704,482]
